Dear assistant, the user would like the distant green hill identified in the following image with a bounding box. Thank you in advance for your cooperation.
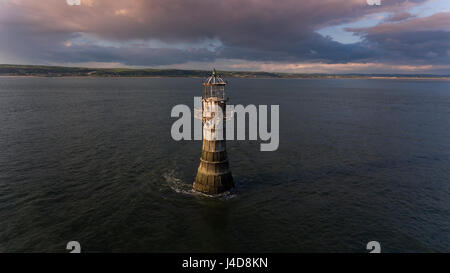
[0,64,449,79]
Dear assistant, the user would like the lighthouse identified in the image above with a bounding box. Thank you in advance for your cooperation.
[193,69,234,195]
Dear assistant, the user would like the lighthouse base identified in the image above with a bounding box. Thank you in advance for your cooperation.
[193,171,234,195]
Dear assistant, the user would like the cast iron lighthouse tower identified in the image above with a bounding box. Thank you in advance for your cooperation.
[193,69,234,194]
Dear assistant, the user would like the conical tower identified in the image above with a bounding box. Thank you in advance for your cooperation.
[193,69,234,194]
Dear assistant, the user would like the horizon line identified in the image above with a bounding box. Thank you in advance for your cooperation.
[1,63,450,77]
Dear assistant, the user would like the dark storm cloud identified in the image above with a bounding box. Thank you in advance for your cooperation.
[49,44,217,66]
[219,32,379,64]
[0,0,448,70]
[346,12,450,65]
[0,25,216,66]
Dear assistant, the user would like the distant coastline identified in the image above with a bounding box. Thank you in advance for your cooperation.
[1,64,449,80]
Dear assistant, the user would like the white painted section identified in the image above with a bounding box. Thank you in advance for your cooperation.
[202,100,224,141]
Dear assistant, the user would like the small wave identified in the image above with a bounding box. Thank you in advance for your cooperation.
[163,170,237,199]
[163,170,193,195]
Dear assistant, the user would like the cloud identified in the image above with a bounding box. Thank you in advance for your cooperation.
[346,12,450,65]
[385,12,416,22]
[0,0,448,73]
[348,11,450,34]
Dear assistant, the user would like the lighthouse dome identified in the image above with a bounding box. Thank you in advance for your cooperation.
[203,69,226,86]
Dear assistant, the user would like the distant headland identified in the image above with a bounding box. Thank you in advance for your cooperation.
[1,64,449,80]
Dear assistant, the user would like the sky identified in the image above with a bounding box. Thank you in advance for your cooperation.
[0,0,449,74]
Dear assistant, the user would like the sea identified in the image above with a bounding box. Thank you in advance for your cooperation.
[0,77,449,252]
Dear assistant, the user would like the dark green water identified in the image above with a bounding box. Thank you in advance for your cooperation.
[0,77,449,252]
